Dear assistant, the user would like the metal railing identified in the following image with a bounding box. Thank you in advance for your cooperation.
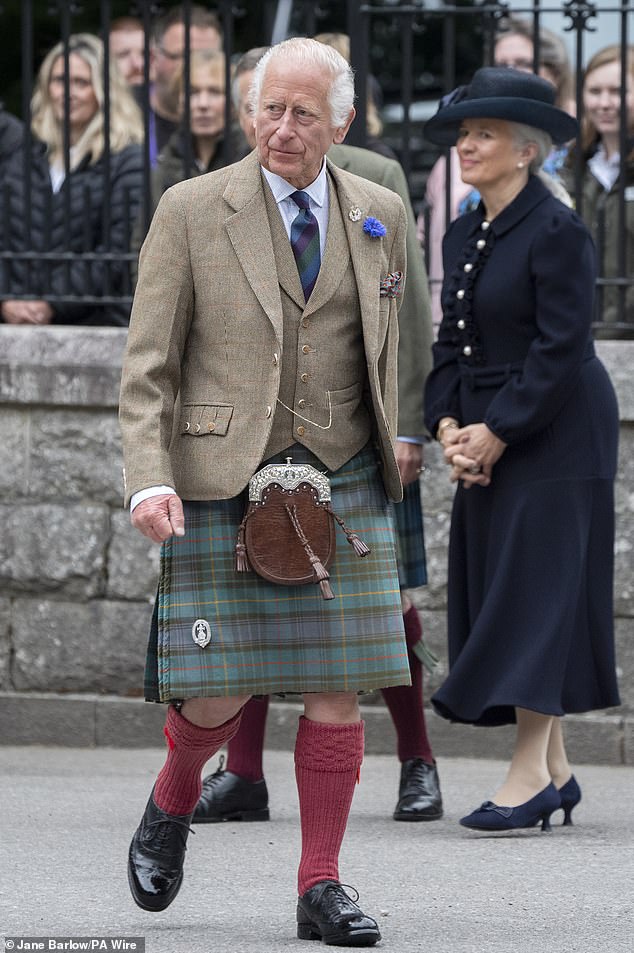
[0,0,632,335]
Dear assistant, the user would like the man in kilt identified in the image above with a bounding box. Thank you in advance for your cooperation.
[191,46,443,829]
[120,37,411,946]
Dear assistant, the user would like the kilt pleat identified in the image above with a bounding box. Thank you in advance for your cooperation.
[148,444,410,701]
[393,479,428,590]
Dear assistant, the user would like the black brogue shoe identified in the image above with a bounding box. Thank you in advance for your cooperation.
[127,791,193,911]
[393,758,443,821]
[192,758,269,823]
[297,880,381,946]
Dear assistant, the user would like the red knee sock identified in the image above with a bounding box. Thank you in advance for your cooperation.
[295,716,364,897]
[226,695,269,782]
[381,606,434,764]
[153,705,243,816]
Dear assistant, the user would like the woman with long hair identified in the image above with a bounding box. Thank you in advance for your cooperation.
[1,33,144,326]
[565,44,634,332]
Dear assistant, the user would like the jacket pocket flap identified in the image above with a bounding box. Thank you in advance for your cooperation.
[181,404,234,436]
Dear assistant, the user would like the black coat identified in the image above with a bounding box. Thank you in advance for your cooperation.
[425,175,620,726]
[0,107,23,182]
[1,138,143,326]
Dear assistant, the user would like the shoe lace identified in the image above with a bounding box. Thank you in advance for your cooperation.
[144,817,195,853]
[201,754,227,792]
[320,882,361,912]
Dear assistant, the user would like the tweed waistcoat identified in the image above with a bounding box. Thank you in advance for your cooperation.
[261,174,372,469]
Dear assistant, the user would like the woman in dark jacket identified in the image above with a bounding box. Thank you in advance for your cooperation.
[424,68,620,832]
[565,45,634,335]
[1,33,143,326]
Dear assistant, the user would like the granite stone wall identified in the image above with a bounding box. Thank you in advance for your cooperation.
[0,326,632,719]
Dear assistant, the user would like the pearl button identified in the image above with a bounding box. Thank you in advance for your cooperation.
[463,345,472,356]
[301,373,309,383]
[481,220,490,230]
[298,399,306,409]
[457,319,465,329]
[296,425,305,436]
[456,289,465,300]
[464,263,473,273]
[477,239,486,250]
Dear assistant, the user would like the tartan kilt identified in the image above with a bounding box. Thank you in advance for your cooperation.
[145,444,410,701]
[393,479,428,590]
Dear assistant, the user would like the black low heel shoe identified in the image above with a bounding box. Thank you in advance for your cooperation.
[558,775,581,826]
[192,758,269,823]
[460,782,561,833]
[297,881,381,946]
[127,792,193,911]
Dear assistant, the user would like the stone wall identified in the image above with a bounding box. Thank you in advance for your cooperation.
[0,326,632,750]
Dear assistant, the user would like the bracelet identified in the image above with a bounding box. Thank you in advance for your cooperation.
[437,420,459,442]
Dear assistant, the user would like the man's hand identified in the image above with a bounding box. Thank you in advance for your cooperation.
[395,439,424,486]
[131,493,185,543]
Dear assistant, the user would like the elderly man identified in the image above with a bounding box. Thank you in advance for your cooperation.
[120,38,409,945]
[194,47,442,828]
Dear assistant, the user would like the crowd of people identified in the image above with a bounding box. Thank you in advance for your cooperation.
[0,4,627,946]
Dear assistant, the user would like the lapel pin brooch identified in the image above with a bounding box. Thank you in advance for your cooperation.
[363,216,387,238]
[348,206,363,222]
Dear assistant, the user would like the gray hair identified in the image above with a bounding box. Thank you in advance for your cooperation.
[249,37,355,128]
[510,121,552,172]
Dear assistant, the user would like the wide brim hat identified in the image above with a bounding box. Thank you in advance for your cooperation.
[424,67,579,146]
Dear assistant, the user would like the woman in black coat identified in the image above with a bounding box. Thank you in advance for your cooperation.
[424,68,620,832]
[1,33,143,326]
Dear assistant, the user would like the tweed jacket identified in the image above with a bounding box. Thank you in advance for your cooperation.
[328,143,434,438]
[119,150,407,505]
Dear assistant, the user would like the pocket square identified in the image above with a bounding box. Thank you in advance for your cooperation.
[380,270,403,298]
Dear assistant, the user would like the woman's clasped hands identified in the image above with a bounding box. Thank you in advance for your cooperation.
[441,422,506,487]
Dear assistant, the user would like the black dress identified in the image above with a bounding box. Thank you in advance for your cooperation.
[424,175,620,726]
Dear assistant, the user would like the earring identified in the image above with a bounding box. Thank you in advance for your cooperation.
[517,161,525,169]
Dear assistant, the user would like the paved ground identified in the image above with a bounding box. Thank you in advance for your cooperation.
[1,747,633,953]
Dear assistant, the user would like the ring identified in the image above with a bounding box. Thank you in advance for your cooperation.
[468,465,482,475]
[416,466,425,474]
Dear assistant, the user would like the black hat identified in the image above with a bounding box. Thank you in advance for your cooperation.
[424,67,578,146]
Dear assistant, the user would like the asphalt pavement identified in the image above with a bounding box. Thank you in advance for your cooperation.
[1,746,633,953]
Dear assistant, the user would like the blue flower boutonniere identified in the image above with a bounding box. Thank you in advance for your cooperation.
[363,216,387,238]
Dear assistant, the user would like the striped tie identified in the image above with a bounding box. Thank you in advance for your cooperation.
[289,190,321,301]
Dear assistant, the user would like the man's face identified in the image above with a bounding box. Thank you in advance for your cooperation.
[152,23,222,112]
[255,60,353,189]
[110,28,145,86]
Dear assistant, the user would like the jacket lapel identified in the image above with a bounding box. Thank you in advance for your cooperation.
[327,161,384,360]
[224,153,284,342]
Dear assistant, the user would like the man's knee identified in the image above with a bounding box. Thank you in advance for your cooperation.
[303,692,360,724]
[180,694,251,728]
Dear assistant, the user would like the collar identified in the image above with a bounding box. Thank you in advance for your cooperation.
[468,174,551,239]
[260,159,328,208]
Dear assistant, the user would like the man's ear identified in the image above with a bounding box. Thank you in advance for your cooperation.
[332,107,356,145]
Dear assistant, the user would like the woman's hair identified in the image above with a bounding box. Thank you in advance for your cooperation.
[580,44,634,157]
[170,48,227,103]
[249,37,355,129]
[496,17,575,110]
[31,32,143,167]
[510,121,553,173]
[313,32,383,138]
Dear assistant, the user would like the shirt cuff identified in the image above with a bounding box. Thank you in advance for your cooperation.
[130,485,176,512]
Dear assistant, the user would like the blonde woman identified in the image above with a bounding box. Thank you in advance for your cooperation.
[1,33,143,326]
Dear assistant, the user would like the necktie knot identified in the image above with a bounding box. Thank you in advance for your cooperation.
[290,190,311,211]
